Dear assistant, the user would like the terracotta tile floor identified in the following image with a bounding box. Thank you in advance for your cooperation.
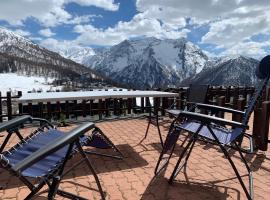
[0,116,269,200]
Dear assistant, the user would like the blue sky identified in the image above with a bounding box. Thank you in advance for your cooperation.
[0,0,270,58]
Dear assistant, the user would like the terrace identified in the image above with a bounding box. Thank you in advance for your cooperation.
[0,83,270,200]
[0,114,269,200]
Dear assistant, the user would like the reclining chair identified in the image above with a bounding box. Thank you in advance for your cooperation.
[144,85,209,147]
[0,116,121,199]
[150,85,209,174]
[155,55,270,200]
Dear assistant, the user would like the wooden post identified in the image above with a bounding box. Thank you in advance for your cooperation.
[161,97,168,116]
[90,100,94,116]
[119,98,123,115]
[105,99,110,117]
[146,97,151,112]
[6,91,12,120]
[217,96,225,118]
[28,103,33,116]
[253,101,270,151]
[132,98,137,114]
[38,102,43,118]
[140,97,145,113]
[56,101,61,119]
[65,101,69,119]
[127,98,132,114]
[82,100,86,117]
[232,98,246,122]
[0,92,2,122]
[153,97,160,116]
[113,99,118,116]
[47,102,52,120]
[18,91,23,115]
[98,99,102,120]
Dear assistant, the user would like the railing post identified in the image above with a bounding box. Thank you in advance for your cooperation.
[253,101,270,151]
[161,97,168,116]
[18,91,23,115]
[98,99,102,120]
[65,101,69,119]
[217,96,225,118]
[140,97,145,113]
[232,98,245,122]
[47,102,52,120]
[82,100,86,117]
[105,99,110,117]
[38,102,43,118]
[0,92,2,122]
[7,91,12,120]
[127,98,132,114]
[28,103,33,116]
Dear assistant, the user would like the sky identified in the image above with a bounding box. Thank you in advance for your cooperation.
[0,0,270,59]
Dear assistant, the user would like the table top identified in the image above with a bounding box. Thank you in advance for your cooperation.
[18,90,178,103]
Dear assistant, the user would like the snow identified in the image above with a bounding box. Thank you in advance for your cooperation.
[153,41,181,71]
[0,73,62,94]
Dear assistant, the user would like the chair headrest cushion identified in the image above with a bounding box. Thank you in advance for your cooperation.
[256,55,270,79]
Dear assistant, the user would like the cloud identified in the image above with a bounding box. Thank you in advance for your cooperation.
[66,0,119,11]
[39,28,55,37]
[0,0,119,27]
[74,14,189,46]
[135,0,270,57]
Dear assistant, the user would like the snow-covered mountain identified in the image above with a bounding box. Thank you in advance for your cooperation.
[58,46,95,64]
[81,37,209,89]
[0,27,108,86]
[181,55,259,86]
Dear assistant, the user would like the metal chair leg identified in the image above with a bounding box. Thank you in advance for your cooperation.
[168,124,203,183]
[168,135,197,183]
[207,126,253,200]
[76,142,106,200]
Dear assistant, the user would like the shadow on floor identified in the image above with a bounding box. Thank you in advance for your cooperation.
[141,176,240,200]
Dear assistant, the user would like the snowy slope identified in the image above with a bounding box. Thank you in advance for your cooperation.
[0,73,62,94]
[0,27,109,88]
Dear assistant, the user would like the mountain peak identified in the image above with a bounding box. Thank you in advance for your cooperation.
[83,37,209,89]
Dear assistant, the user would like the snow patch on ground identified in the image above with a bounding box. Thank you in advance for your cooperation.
[0,73,62,94]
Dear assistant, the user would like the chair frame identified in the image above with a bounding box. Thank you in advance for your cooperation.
[165,76,269,200]
[0,116,106,200]
[143,85,209,147]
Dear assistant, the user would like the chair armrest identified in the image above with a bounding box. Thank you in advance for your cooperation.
[12,122,95,173]
[0,115,32,132]
[179,111,247,128]
[195,103,245,115]
[32,117,55,128]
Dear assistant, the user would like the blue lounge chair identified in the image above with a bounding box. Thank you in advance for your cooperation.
[0,116,109,199]
[156,55,270,200]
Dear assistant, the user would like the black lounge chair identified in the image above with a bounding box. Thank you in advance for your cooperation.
[0,116,116,199]
[143,85,209,147]
[150,85,209,175]
[156,55,270,200]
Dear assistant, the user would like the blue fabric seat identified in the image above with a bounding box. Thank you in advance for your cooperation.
[180,121,243,145]
[0,117,107,200]
[4,129,69,178]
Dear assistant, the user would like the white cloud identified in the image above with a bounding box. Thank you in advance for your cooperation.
[0,0,118,27]
[39,28,55,37]
[135,0,270,57]
[221,40,270,59]
[74,14,189,46]
[66,0,119,11]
